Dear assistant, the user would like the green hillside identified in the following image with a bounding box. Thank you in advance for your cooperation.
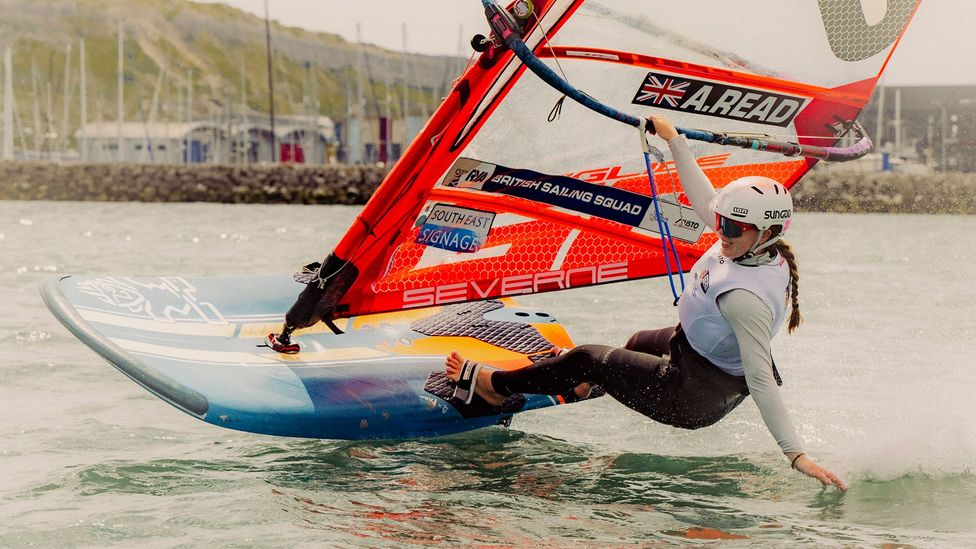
[0,0,465,150]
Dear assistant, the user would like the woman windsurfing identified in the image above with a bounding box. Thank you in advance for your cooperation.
[445,114,846,491]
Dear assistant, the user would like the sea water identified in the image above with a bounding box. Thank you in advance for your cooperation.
[1,201,974,547]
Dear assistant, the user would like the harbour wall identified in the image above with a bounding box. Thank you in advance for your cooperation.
[0,163,384,205]
[0,162,974,214]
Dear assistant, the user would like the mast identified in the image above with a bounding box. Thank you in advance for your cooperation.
[307,60,318,164]
[3,48,12,160]
[117,19,124,162]
[142,66,164,162]
[874,80,885,147]
[348,23,364,164]
[80,40,88,162]
[304,60,313,163]
[401,23,409,141]
[894,88,902,156]
[263,0,277,162]
[359,24,384,163]
[31,57,41,154]
[45,77,53,159]
[240,56,249,164]
[400,23,424,150]
[186,69,193,164]
[187,69,193,125]
[61,43,72,157]
[381,47,391,164]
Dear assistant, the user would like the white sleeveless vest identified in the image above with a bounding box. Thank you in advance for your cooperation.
[677,242,791,375]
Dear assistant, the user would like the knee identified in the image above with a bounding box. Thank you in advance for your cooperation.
[624,332,643,351]
[567,344,612,365]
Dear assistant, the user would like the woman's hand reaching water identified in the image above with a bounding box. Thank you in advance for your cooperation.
[790,454,847,492]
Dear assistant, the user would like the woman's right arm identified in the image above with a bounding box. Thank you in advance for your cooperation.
[648,114,717,230]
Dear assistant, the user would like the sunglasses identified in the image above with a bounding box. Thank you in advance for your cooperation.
[716,214,755,238]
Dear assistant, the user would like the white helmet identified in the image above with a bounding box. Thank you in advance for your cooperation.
[713,176,792,253]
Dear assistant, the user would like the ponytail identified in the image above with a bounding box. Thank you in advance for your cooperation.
[773,239,802,333]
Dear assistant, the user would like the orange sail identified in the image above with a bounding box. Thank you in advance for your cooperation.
[307,0,921,321]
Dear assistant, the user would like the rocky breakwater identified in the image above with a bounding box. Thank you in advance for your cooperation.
[794,171,976,215]
[2,162,975,215]
[0,162,387,205]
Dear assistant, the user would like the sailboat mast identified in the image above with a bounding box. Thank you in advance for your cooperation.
[117,19,124,162]
[263,0,276,162]
[3,48,14,160]
[80,40,88,162]
[3,48,13,160]
[61,43,72,156]
[31,57,41,154]
[401,23,409,152]
[240,57,248,164]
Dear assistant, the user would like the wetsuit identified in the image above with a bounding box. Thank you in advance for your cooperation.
[490,135,804,455]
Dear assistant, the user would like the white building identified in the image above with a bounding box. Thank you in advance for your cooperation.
[75,116,335,164]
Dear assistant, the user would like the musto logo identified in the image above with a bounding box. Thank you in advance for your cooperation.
[633,71,807,128]
[415,203,495,253]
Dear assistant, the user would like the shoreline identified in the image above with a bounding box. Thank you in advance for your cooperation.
[1,162,974,215]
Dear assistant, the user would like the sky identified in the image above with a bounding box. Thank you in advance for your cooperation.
[192,0,971,86]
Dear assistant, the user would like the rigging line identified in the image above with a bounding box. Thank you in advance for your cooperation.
[530,10,573,121]
[639,121,684,305]
[532,11,571,86]
[451,49,479,89]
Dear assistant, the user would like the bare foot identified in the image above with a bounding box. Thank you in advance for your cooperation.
[444,351,507,407]
[444,351,465,380]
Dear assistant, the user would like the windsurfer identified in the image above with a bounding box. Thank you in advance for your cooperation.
[445,114,846,491]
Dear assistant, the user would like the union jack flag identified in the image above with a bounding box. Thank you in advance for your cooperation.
[636,75,689,107]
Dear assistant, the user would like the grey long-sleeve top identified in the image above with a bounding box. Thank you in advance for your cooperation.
[668,135,804,455]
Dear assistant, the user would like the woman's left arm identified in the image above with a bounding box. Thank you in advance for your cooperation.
[789,453,847,491]
[718,290,847,491]
[649,114,718,230]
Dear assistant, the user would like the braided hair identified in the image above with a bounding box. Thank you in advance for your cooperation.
[772,239,802,333]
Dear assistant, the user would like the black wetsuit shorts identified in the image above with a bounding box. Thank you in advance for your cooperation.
[490,325,750,430]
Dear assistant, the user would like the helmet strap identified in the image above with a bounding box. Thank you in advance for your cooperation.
[737,229,779,261]
[752,234,781,253]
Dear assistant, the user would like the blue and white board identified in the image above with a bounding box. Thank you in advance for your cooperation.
[42,274,594,439]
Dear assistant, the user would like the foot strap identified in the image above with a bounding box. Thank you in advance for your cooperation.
[266,332,300,354]
[452,360,482,405]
